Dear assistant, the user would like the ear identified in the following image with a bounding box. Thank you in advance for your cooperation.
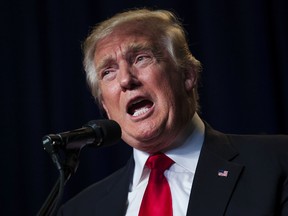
[184,67,197,92]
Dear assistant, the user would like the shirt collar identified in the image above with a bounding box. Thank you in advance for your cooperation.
[132,113,205,187]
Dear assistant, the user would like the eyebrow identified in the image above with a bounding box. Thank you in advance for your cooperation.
[96,56,115,73]
[95,42,153,73]
[127,42,153,55]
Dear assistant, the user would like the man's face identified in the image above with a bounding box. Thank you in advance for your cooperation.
[94,31,195,153]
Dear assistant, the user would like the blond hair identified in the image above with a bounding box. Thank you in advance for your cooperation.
[82,8,202,110]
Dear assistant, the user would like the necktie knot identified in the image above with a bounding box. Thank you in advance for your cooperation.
[146,153,174,173]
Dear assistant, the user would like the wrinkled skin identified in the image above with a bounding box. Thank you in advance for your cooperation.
[94,30,196,153]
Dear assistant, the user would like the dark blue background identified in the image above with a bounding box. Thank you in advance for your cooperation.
[1,0,287,215]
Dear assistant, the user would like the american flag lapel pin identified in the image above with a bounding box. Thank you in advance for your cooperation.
[218,169,229,177]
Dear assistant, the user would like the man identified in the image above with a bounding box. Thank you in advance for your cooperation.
[58,8,288,215]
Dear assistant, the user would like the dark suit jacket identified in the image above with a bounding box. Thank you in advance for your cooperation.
[57,125,288,216]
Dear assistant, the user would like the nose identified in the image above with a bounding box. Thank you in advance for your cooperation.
[118,62,140,91]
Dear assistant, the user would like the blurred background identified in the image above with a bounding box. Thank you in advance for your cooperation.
[1,0,287,215]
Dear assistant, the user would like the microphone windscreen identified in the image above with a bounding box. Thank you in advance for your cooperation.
[86,119,122,147]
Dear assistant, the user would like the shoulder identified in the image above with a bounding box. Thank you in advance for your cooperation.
[204,122,288,152]
[225,134,288,176]
[72,166,127,200]
[204,124,288,169]
[226,133,288,153]
[227,133,288,142]
[62,167,125,206]
[58,158,134,215]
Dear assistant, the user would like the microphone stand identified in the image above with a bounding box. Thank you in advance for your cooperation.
[37,139,80,216]
[37,169,64,216]
[37,119,121,215]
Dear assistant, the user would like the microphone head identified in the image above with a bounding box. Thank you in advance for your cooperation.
[86,119,122,148]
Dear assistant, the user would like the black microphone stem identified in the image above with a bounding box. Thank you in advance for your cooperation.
[37,150,80,216]
[48,167,65,216]
[37,170,63,216]
[37,119,121,215]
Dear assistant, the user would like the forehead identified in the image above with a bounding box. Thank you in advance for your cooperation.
[95,32,152,58]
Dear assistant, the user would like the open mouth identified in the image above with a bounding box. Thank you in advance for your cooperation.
[127,99,153,117]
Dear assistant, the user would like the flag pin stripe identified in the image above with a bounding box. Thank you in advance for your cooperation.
[218,169,229,177]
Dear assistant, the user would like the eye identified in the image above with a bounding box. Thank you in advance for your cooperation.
[103,69,111,76]
[136,55,145,63]
[100,68,116,81]
[134,54,152,65]
[100,69,110,78]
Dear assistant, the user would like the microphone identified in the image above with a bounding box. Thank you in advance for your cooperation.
[39,120,121,216]
[42,119,121,152]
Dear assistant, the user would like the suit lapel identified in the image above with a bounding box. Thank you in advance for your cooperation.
[187,125,244,216]
[95,157,134,216]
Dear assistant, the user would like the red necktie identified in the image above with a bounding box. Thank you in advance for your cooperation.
[139,153,175,216]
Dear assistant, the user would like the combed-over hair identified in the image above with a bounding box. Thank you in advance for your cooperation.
[82,8,202,110]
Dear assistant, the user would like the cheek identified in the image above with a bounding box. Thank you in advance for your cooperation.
[100,87,118,115]
[100,82,119,103]
[101,102,111,119]
[101,94,126,122]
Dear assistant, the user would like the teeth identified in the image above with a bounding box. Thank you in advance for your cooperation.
[132,107,149,117]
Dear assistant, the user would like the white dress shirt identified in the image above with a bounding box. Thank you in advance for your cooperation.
[125,113,205,216]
